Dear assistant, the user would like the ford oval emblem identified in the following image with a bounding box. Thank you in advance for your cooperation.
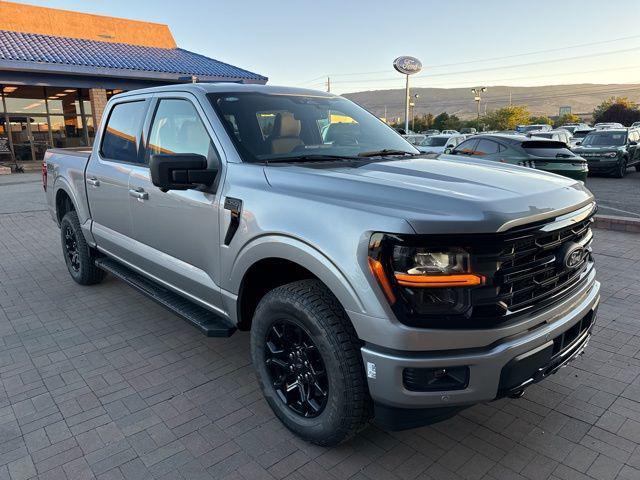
[393,56,422,75]
[564,245,584,269]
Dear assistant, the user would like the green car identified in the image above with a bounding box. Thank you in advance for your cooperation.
[443,134,588,181]
[571,128,640,178]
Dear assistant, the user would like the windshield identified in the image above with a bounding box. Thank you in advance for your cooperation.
[573,130,591,138]
[581,132,627,146]
[420,136,449,146]
[208,92,419,162]
[532,133,552,139]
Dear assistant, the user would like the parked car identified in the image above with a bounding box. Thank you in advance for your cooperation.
[403,134,426,145]
[445,134,588,181]
[572,128,640,177]
[557,124,590,134]
[570,127,594,147]
[44,83,599,446]
[593,122,624,130]
[460,127,477,134]
[632,121,640,128]
[420,129,440,136]
[441,129,459,135]
[515,124,552,134]
[416,133,466,154]
[529,129,573,146]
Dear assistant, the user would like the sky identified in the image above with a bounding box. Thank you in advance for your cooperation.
[21,0,640,94]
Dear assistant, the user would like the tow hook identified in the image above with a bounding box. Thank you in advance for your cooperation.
[509,389,525,399]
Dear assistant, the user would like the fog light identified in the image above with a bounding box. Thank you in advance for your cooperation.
[403,366,469,392]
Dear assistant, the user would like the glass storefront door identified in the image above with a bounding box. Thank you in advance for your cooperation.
[7,116,51,161]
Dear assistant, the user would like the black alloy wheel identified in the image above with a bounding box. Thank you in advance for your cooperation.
[63,224,80,272]
[264,320,329,418]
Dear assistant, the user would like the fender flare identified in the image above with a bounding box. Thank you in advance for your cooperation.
[52,177,81,223]
[228,234,367,315]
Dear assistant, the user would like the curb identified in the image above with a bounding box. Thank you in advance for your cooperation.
[593,214,640,233]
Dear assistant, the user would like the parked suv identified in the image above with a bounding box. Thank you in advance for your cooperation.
[572,128,640,177]
[44,84,599,446]
[445,134,588,181]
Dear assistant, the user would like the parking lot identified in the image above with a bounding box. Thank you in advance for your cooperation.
[0,174,639,480]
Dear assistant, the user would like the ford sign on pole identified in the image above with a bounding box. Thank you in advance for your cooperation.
[394,56,422,133]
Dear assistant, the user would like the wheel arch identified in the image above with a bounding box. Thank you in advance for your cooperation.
[229,236,366,331]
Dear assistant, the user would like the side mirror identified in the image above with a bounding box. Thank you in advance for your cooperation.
[575,141,581,146]
[150,154,217,191]
[444,148,453,154]
[629,141,637,146]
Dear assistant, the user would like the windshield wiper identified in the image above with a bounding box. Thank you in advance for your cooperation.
[264,154,361,164]
[357,149,419,158]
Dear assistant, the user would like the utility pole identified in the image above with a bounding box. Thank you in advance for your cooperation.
[326,76,331,93]
[471,87,487,123]
[412,93,420,132]
[509,89,512,106]
[383,105,387,123]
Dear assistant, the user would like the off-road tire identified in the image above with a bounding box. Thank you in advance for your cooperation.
[251,279,372,446]
[60,211,106,285]
[634,163,640,172]
[613,158,628,178]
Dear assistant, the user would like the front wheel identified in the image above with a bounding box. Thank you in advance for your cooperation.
[613,158,628,178]
[60,211,106,285]
[251,279,371,446]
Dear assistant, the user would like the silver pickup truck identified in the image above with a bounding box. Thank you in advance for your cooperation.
[44,83,600,446]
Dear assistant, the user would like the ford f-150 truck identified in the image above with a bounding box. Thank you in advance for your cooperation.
[44,83,600,446]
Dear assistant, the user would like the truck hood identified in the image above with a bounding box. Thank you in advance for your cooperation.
[264,156,594,234]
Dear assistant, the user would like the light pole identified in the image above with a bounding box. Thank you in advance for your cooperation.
[412,93,420,132]
[393,56,422,133]
[471,87,487,123]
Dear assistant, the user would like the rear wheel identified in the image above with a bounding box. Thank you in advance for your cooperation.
[60,211,105,285]
[251,279,371,446]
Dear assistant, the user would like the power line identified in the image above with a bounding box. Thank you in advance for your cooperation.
[296,33,640,86]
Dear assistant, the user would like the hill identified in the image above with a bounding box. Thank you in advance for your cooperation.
[342,83,640,121]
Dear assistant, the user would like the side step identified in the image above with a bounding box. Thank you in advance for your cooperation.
[95,258,236,337]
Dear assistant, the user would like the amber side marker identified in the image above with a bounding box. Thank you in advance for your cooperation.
[368,258,396,304]
[395,273,485,288]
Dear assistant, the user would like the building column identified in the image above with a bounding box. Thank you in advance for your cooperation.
[89,88,108,127]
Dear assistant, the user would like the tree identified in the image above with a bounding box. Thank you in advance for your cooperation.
[482,105,531,130]
[432,112,450,131]
[554,113,581,128]
[593,97,640,126]
[529,115,553,125]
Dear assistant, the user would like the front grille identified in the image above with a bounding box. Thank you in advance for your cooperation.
[489,208,594,315]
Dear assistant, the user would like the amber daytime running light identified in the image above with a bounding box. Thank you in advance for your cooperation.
[368,235,485,304]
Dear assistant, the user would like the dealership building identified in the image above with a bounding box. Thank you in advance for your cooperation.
[0,1,267,164]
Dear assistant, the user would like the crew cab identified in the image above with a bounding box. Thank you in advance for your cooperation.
[45,83,600,446]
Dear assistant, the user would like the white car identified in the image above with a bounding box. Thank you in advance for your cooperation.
[441,129,459,135]
[594,122,623,130]
[417,134,466,154]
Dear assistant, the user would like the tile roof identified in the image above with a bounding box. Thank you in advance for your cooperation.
[0,29,267,82]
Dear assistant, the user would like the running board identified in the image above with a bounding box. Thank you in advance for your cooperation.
[95,258,236,337]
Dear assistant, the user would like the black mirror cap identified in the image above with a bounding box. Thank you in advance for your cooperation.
[629,141,638,146]
[149,154,217,191]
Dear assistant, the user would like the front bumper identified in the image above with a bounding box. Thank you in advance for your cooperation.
[361,277,600,427]
[586,159,619,173]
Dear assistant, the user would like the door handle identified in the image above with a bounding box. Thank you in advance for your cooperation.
[87,177,100,187]
[129,188,148,200]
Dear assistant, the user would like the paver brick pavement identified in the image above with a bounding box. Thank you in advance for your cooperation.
[1,204,640,478]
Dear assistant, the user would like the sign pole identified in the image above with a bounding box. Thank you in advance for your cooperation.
[393,56,422,134]
[404,74,410,133]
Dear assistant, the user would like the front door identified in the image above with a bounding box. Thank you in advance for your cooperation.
[127,94,224,312]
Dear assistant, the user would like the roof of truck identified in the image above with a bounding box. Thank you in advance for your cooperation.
[117,83,337,98]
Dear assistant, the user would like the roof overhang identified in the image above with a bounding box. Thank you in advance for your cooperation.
[0,59,267,86]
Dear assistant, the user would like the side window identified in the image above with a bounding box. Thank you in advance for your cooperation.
[474,139,500,156]
[453,138,478,155]
[100,101,146,162]
[147,99,216,161]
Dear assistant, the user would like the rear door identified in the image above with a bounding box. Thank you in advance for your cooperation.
[627,130,640,166]
[85,97,149,262]
[127,92,225,311]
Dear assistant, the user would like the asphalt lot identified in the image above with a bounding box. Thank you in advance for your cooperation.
[587,171,640,218]
[0,174,640,479]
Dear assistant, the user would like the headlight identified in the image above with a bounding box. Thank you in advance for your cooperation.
[368,234,484,317]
